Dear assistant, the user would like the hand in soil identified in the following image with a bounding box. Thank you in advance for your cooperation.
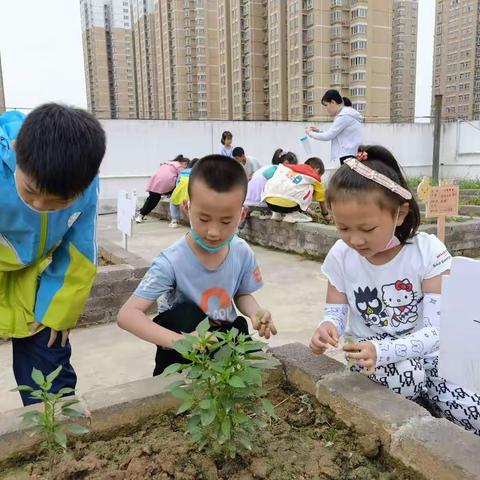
[253,309,277,339]
[343,340,377,375]
[309,321,339,354]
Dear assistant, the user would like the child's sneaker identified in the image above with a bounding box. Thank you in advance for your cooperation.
[169,220,180,228]
[283,211,312,223]
[135,214,145,224]
[271,212,283,221]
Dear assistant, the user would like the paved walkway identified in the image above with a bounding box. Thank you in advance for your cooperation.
[0,214,336,412]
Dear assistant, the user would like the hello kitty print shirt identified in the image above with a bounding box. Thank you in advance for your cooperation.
[321,232,452,340]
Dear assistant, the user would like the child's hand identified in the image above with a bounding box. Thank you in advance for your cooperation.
[30,323,70,348]
[252,309,277,339]
[343,341,377,376]
[309,321,339,354]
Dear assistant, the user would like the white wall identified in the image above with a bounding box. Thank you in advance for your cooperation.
[99,119,480,201]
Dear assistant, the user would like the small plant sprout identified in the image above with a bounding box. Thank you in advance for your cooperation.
[161,318,280,459]
[12,366,88,475]
[344,337,356,369]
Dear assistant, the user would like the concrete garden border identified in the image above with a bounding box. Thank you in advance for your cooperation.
[0,343,478,479]
[79,239,151,327]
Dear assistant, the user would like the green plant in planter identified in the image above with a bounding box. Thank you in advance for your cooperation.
[12,366,88,475]
[162,318,280,459]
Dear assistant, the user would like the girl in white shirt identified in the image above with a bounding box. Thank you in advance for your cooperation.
[309,145,480,436]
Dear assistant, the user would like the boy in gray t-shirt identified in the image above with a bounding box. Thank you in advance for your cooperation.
[118,155,277,375]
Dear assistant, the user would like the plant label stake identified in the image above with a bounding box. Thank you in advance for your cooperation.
[423,181,459,242]
[117,190,137,251]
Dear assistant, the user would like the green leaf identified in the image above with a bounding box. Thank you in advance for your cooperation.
[46,366,63,384]
[11,385,34,393]
[20,411,40,426]
[261,398,277,418]
[237,433,252,450]
[54,430,67,449]
[186,366,203,379]
[170,386,191,400]
[31,368,45,387]
[196,318,211,337]
[199,399,213,409]
[176,399,193,414]
[170,339,192,358]
[66,424,89,435]
[200,408,216,426]
[228,376,246,388]
[57,387,75,396]
[61,407,83,418]
[60,399,80,409]
[161,363,184,376]
[233,412,250,424]
[221,417,231,438]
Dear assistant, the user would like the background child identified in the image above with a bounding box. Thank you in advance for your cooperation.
[219,131,234,158]
[135,154,190,223]
[232,146,261,180]
[0,104,105,405]
[244,150,298,209]
[262,156,330,223]
[309,145,480,436]
[168,158,199,228]
[118,155,277,375]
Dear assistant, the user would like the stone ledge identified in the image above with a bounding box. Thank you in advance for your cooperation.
[391,416,480,480]
[271,343,480,480]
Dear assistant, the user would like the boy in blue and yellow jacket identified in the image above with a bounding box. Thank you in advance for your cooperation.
[0,104,106,405]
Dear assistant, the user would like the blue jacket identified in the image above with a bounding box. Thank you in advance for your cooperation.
[0,111,98,338]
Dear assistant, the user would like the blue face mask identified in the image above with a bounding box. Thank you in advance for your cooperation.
[190,227,235,253]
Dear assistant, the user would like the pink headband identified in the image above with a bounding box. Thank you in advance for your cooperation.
[344,156,412,200]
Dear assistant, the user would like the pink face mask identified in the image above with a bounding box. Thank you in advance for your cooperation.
[382,209,401,252]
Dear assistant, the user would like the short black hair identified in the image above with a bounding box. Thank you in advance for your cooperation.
[15,103,106,198]
[188,154,248,201]
[232,146,245,157]
[305,157,325,176]
[327,145,420,244]
[221,131,233,145]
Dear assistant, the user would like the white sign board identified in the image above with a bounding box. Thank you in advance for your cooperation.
[117,190,137,238]
[439,257,480,394]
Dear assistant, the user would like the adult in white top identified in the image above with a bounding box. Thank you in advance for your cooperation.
[306,89,363,165]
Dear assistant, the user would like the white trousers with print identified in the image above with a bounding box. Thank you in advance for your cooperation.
[353,339,480,436]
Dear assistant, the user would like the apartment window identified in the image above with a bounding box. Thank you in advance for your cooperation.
[331,0,342,6]
[351,24,367,35]
[353,102,366,112]
[351,56,367,66]
[331,42,341,54]
[331,10,342,22]
[330,57,341,69]
[331,72,341,84]
[351,40,367,51]
[351,71,366,81]
[351,7,368,19]
[331,25,342,37]
[350,87,366,97]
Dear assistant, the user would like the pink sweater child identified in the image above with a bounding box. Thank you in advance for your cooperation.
[147,161,186,194]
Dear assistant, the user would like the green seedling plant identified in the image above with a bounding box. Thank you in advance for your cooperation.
[344,337,356,369]
[12,366,88,476]
[162,318,280,459]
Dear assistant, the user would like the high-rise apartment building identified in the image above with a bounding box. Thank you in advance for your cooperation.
[0,54,5,114]
[391,0,418,122]
[433,0,479,121]
[80,0,138,118]
[81,0,417,122]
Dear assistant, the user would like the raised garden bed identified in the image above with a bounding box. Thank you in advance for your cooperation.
[1,344,478,480]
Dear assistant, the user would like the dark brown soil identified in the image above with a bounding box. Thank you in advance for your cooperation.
[98,255,116,267]
[0,384,419,480]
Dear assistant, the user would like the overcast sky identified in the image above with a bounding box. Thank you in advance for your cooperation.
[0,0,435,120]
